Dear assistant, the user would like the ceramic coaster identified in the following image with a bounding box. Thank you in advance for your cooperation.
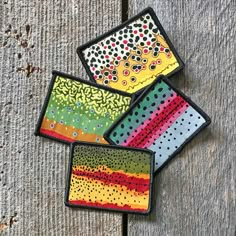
[34,71,133,144]
[104,75,211,172]
[77,7,184,94]
[65,142,154,215]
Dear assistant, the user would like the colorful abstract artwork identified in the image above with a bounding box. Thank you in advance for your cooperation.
[78,7,184,94]
[104,76,211,172]
[35,71,132,144]
[65,142,154,214]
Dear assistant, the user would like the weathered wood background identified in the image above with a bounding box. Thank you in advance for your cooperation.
[0,0,235,235]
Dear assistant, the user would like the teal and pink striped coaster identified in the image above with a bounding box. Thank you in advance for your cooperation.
[104,75,211,173]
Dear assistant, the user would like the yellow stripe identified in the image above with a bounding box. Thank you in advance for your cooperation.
[69,174,149,210]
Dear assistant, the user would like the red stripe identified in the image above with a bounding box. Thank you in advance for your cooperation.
[40,128,75,142]
[69,200,147,212]
[127,95,187,147]
[72,169,150,192]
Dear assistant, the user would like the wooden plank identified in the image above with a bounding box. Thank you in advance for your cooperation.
[128,0,236,235]
[0,0,123,235]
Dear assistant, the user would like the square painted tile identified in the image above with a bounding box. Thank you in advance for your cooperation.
[34,71,133,144]
[65,142,154,214]
[77,7,184,94]
[104,75,211,172]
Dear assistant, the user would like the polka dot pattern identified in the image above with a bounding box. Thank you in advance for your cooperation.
[110,80,173,144]
[106,78,209,172]
[149,106,206,170]
[81,10,181,93]
[67,144,154,213]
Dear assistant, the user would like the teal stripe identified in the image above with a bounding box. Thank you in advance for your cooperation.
[109,81,174,144]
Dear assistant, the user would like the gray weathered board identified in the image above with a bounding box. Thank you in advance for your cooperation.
[0,1,123,235]
[128,0,236,236]
[0,0,235,235]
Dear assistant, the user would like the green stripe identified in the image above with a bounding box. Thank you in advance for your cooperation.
[51,76,131,120]
[72,145,151,174]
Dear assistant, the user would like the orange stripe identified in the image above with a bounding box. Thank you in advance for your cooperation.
[40,117,108,143]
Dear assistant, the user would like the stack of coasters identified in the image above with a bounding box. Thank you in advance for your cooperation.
[35,7,211,215]
[35,71,133,144]
[77,7,184,94]
[104,75,211,172]
[65,142,154,214]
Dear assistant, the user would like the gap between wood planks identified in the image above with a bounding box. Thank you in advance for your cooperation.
[121,1,129,235]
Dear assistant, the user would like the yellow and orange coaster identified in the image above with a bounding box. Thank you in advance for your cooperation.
[34,71,133,144]
[77,7,184,94]
[65,142,154,215]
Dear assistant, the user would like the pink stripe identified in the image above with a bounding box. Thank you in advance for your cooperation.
[144,101,188,148]
[122,92,178,145]
[122,96,189,148]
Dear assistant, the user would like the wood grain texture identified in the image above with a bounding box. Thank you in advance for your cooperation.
[0,0,122,235]
[128,0,236,235]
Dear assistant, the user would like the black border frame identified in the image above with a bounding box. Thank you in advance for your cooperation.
[104,75,211,175]
[34,70,135,145]
[77,7,185,95]
[64,141,155,215]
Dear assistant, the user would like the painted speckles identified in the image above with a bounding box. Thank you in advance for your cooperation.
[38,74,132,144]
[150,106,206,169]
[80,10,181,93]
[67,143,154,214]
[106,77,210,172]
